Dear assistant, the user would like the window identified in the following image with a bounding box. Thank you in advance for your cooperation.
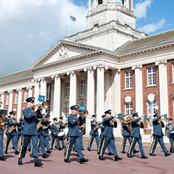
[14,92,18,104]
[5,94,8,105]
[125,103,133,115]
[64,108,69,123]
[24,90,28,102]
[147,100,157,127]
[46,85,50,100]
[172,63,174,82]
[65,83,70,97]
[80,80,85,95]
[147,67,156,86]
[98,0,103,5]
[125,71,132,89]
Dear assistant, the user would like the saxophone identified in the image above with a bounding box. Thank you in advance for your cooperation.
[37,118,43,131]
[8,118,17,133]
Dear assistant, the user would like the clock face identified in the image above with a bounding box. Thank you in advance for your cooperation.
[113,0,122,5]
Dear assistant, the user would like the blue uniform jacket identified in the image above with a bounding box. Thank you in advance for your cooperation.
[58,121,66,131]
[122,123,131,136]
[153,116,164,137]
[131,117,142,138]
[22,107,42,135]
[102,116,115,138]
[41,120,51,137]
[17,122,24,135]
[99,122,105,139]
[67,114,81,137]
[6,118,21,136]
[165,123,174,138]
[50,123,59,136]
[0,121,8,135]
[90,120,99,136]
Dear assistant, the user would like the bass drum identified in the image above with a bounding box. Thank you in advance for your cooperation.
[58,132,66,140]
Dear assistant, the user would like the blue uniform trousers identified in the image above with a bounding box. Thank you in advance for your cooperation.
[4,134,18,153]
[98,138,112,154]
[45,136,50,150]
[50,135,60,149]
[0,134,4,157]
[150,135,168,154]
[169,137,174,151]
[99,136,118,157]
[88,135,99,149]
[40,134,47,155]
[122,136,136,152]
[19,135,39,161]
[65,136,84,160]
[60,140,65,147]
[128,137,145,156]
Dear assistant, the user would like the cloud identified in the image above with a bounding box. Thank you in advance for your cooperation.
[137,18,166,33]
[134,0,152,18]
[0,0,87,77]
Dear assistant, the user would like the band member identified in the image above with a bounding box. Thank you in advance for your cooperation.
[165,118,174,152]
[18,97,43,167]
[99,110,122,161]
[40,114,51,158]
[17,118,24,145]
[88,114,99,151]
[122,120,139,154]
[50,117,62,150]
[4,111,20,155]
[150,113,171,157]
[64,105,89,164]
[127,113,147,159]
[58,116,66,148]
[98,115,113,155]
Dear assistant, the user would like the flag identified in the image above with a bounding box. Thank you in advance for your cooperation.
[70,15,76,22]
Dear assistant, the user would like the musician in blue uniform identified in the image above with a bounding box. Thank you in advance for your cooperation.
[98,115,113,155]
[58,116,66,148]
[127,112,147,159]
[50,117,62,150]
[64,105,89,164]
[150,113,170,156]
[122,119,139,154]
[18,97,43,167]
[88,114,99,151]
[4,111,20,155]
[99,110,122,161]
[40,114,51,158]
[165,118,174,152]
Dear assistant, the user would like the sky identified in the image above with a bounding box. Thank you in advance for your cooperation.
[0,0,173,78]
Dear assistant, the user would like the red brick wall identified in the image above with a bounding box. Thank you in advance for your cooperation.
[120,68,135,114]
[167,59,174,119]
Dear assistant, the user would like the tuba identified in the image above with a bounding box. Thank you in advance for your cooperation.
[123,115,133,133]
[0,108,7,131]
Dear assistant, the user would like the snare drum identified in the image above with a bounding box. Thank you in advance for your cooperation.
[58,132,66,140]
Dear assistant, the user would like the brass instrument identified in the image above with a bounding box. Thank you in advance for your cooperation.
[42,121,51,130]
[37,118,43,131]
[79,110,89,117]
[122,115,133,133]
[0,106,7,131]
[93,124,99,131]
[8,118,17,133]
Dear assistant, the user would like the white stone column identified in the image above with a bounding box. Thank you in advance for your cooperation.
[134,65,143,116]
[8,90,13,112]
[34,80,40,104]
[130,0,134,11]
[158,60,168,115]
[17,89,22,120]
[53,75,61,117]
[27,86,33,97]
[40,78,47,98]
[0,92,4,109]
[103,0,107,5]
[69,72,77,112]
[96,66,104,121]
[93,0,97,9]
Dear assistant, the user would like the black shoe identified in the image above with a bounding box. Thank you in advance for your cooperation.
[13,147,15,149]
[127,154,132,158]
[55,146,58,148]
[34,160,43,167]
[150,153,156,156]
[15,151,19,155]
[28,149,31,152]
[165,152,171,157]
[47,150,52,154]
[58,148,62,151]
[80,158,89,164]
[108,152,113,156]
[97,152,99,155]
[87,148,91,151]
[63,146,66,149]
[77,154,79,157]
[4,152,8,154]
[64,159,71,163]
[18,158,23,165]
[0,156,5,161]
[82,148,85,151]
[50,148,53,150]
[141,155,148,159]
[170,148,173,153]
[121,151,126,154]
[42,154,49,158]
[99,156,105,160]
[133,150,139,154]
[115,156,122,161]
[30,154,34,158]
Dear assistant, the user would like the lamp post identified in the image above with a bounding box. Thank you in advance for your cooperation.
[147,93,155,145]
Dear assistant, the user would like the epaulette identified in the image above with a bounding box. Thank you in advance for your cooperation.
[68,114,71,117]
[23,107,26,110]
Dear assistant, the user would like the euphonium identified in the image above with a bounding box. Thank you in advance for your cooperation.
[8,118,17,133]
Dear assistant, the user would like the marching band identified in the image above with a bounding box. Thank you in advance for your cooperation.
[0,98,173,167]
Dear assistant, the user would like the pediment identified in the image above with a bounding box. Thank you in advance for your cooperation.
[29,40,98,69]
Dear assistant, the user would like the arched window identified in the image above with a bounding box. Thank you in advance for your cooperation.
[98,0,103,5]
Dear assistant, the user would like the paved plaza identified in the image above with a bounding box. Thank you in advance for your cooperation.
[1,142,174,174]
